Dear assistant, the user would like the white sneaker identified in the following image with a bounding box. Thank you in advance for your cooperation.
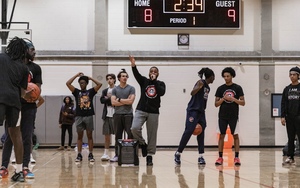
[11,158,16,164]
[30,153,36,163]
[110,156,118,162]
[101,154,110,161]
[283,157,295,165]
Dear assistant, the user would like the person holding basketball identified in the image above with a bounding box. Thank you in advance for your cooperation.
[174,68,215,166]
[281,67,300,164]
[0,37,29,182]
[66,73,102,162]
[20,40,42,178]
[1,40,41,180]
[215,67,245,166]
[129,55,166,166]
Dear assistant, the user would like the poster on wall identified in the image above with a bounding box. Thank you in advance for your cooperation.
[271,93,282,118]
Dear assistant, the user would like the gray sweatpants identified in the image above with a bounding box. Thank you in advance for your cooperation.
[131,110,159,155]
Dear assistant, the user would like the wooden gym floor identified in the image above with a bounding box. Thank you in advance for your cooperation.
[0,147,299,188]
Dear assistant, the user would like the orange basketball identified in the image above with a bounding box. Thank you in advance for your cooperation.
[25,83,41,102]
[193,123,203,136]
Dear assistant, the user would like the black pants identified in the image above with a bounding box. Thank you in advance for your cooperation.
[61,124,73,147]
[113,113,133,156]
[20,107,36,168]
[177,110,206,154]
[286,116,300,157]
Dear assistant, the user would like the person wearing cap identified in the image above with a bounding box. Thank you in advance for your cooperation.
[22,40,42,178]
[281,66,300,165]
[66,72,102,163]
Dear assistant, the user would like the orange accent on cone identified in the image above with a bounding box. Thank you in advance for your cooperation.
[224,126,233,149]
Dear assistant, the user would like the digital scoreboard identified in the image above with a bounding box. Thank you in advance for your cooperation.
[128,0,241,29]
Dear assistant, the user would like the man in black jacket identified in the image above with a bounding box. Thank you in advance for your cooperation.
[129,55,166,166]
[100,74,116,161]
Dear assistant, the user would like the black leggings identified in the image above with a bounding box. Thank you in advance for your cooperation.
[61,124,73,147]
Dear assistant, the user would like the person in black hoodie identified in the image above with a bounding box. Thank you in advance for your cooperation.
[129,55,166,166]
[281,66,300,164]
[58,96,75,151]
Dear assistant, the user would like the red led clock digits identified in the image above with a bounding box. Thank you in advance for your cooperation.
[228,9,235,22]
[144,9,152,22]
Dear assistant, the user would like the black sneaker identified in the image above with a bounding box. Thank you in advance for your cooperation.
[75,153,83,162]
[11,171,25,182]
[88,153,95,162]
[146,155,153,166]
[198,156,206,165]
[140,144,148,157]
[174,153,181,166]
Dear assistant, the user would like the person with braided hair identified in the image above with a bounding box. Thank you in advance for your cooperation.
[0,37,29,182]
[174,68,215,166]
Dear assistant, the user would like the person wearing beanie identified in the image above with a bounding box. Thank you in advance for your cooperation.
[281,66,300,165]
[66,72,102,163]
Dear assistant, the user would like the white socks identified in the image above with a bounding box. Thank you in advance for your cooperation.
[16,164,22,173]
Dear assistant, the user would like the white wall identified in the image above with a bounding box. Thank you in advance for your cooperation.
[38,61,93,95]
[5,0,95,51]
[273,0,300,51]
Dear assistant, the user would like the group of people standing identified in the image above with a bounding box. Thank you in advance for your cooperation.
[1,37,297,183]
[60,55,166,167]
[0,37,42,182]
[174,67,245,167]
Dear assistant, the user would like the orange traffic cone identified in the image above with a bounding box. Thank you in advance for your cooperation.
[224,126,233,149]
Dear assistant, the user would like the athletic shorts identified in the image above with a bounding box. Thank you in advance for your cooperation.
[218,118,239,135]
[0,104,20,128]
[103,117,115,135]
[74,116,94,132]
